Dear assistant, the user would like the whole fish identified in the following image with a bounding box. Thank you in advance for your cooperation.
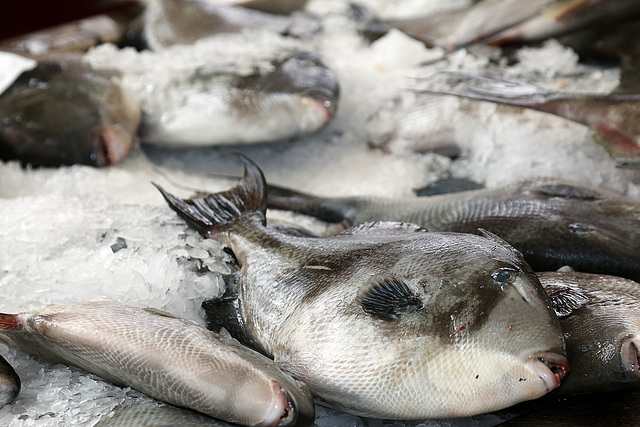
[155,158,568,419]
[0,59,140,167]
[0,354,19,409]
[143,0,319,50]
[266,177,640,281]
[137,52,339,147]
[540,268,640,396]
[416,71,640,166]
[384,0,640,52]
[0,301,314,427]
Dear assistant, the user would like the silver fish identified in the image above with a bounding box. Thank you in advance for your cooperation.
[0,59,140,167]
[416,71,640,166]
[138,52,339,147]
[385,0,640,51]
[156,158,568,419]
[266,177,640,281]
[540,268,640,396]
[0,354,19,409]
[143,0,319,50]
[0,301,314,427]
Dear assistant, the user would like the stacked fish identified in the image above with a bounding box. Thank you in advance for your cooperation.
[1,0,640,426]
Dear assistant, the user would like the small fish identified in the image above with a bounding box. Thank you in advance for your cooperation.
[0,59,140,167]
[138,52,339,147]
[416,71,640,166]
[143,0,319,50]
[0,354,20,409]
[539,268,640,396]
[266,177,640,281]
[156,157,568,419]
[0,301,314,427]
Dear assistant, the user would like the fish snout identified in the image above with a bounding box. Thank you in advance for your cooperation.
[261,381,313,427]
[92,125,133,166]
[621,335,640,380]
[526,351,569,391]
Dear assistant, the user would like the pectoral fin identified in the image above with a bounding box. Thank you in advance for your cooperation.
[359,276,423,321]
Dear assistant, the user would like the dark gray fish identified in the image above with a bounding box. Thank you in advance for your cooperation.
[416,71,640,166]
[0,301,314,427]
[266,177,640,281]
[143,0,319,50]
[0,59,140,167]
[540,269,640,396]
[156,158,568,419]
[0,354,19,409]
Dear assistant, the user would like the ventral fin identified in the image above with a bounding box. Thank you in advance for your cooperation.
[359,276,423,321]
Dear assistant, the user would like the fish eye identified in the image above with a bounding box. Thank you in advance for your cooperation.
[491,268,517,283]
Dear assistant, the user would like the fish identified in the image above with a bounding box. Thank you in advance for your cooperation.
[95,398,239,426]
[0,59,140,167]
[384,0,640,52]
[0,301,315,427]
[0,354,20,409]
[266,177,640,281]
[155,157,568,419]
[143,0,319,50]
[138,52,339,147]
[415,71,640,166]
[539,268,640,396]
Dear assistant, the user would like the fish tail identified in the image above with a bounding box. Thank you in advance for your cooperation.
[154,155,267,236]
[0,314,20,331]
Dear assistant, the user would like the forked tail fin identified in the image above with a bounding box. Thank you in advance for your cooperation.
[154,156,267,236]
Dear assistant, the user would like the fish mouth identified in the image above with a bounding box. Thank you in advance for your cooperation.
[260,381,312,427]
[526,351,569,391]
[93,125,132,166]
[621,335,640,380]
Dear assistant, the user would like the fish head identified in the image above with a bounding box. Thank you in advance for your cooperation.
[542,271,640,395]
[381,231,568,417]
[262,52,340,126]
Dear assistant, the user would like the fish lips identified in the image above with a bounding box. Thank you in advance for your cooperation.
[261,380,314,427]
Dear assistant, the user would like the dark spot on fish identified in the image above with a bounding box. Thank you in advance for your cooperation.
[519,378,526,382]
[476,374,479,379]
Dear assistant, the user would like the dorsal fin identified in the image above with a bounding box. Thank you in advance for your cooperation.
[143,307,179,319]
[544,283,591,318]
[534,183,600,201]
[359,276,423,321]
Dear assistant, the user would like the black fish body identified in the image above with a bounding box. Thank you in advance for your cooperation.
[157,158,568,419]
[267,177,640,281]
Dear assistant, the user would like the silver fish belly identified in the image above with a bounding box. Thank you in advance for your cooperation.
[540,269,640,395]
[266,177,640,281]
[0,301,314,427]
[156,157,568,419]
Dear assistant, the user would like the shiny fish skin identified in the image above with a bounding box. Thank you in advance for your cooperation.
[267,177,640,281]
[0,301,314,427]
[0,59,140,168]
[156,158,568,419]
[0,354,20,409]
[540,269,640,396]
